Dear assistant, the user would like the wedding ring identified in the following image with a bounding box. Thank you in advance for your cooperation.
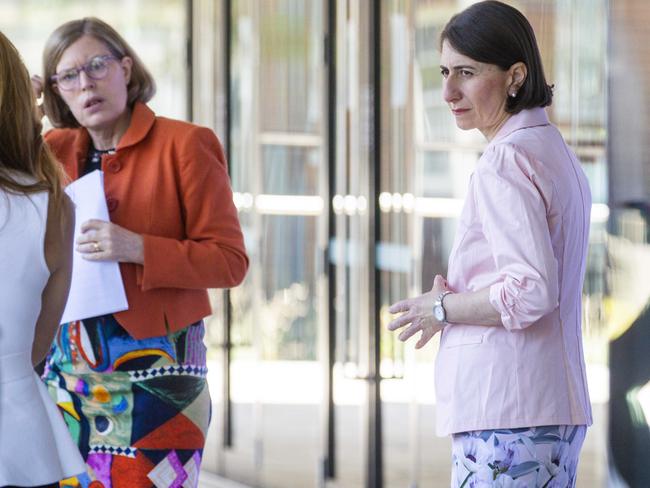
[93,242,101,252]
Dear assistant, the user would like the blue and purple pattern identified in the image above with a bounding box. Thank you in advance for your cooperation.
[451,425,587,488]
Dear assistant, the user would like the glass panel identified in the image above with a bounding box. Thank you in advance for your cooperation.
[379,3,413,488]
[380,2,461,487]
[330,1,374,486]
[224,212,258,485]
[607,1,650,486]
[257,214,321,488]
[228,0,266,482]
[261,146,321,195]
[192,0,230,475]
[607,210,650,487]
[229,1,326,486]
[193,0,227,135]
[0,0,188,121]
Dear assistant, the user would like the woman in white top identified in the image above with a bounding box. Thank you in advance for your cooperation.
[0,30,85,487]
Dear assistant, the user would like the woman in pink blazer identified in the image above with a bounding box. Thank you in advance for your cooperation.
[388,2,592,487]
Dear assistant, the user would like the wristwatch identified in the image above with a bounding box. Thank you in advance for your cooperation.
[433,291,453,325]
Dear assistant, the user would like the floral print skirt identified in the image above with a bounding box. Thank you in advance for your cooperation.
[451,425,587,488]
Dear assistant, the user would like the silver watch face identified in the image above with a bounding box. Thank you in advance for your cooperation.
[434,305,445,322]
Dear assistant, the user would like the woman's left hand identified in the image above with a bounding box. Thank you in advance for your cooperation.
[387,274,451,349]
[76,219,144,264]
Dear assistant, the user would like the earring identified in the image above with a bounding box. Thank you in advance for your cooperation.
[509,91,517,98]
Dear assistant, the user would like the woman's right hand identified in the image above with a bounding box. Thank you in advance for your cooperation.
[31,74,45,119]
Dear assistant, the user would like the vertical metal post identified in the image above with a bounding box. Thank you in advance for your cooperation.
[222,0,234,449]
[323,0,337,481]
[367,1,383,487]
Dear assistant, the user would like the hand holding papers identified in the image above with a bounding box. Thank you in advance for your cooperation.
[60,170,128,324]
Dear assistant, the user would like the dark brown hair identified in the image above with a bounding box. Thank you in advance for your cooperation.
[0,30,65,205]
[440,0,553,113]
[42,17,156,128]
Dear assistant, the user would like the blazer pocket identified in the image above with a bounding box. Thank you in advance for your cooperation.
[442,328,485,348]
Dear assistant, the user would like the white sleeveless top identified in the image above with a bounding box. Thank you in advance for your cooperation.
[0,181,86,485]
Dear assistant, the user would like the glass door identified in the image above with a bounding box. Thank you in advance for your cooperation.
[379,2,473,487]
[329,1,382,487]
[226,1,328,486]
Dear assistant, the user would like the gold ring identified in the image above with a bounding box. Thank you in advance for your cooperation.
[93,242,101,252]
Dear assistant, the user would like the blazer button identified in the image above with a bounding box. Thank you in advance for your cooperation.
[107,160,121,173]
[106,197,119,212]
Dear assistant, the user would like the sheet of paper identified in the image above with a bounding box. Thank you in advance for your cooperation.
[60,170,128,324]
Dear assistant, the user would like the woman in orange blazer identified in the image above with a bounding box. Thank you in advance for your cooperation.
[32,17,248,488]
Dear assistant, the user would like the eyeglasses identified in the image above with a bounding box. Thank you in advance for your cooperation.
[51,54,118,91]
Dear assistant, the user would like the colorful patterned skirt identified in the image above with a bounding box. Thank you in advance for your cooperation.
[42,315,210,488]
[451,425,587,488]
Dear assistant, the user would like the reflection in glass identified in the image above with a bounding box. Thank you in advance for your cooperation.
[261,146,321,196]
[608,208,650,486]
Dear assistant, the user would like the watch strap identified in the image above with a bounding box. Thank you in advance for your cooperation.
[435,290,453,325]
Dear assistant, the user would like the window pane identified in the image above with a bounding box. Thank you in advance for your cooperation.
[0,0,188,121]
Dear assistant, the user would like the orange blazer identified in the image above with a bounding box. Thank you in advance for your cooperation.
[45,102,248,339]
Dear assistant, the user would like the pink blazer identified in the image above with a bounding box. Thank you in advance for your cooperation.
[436,108,593,435]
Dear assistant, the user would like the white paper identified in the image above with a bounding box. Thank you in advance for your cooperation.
[60,170,128,323]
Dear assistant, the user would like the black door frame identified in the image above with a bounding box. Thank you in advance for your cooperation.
[367,1,383,487]
[323,0,337,481]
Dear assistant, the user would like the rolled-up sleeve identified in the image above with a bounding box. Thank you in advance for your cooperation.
[475,144,559,330]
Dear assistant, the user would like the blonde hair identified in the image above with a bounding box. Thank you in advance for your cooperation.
[42,17,156,128]
[0,30,65,205]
